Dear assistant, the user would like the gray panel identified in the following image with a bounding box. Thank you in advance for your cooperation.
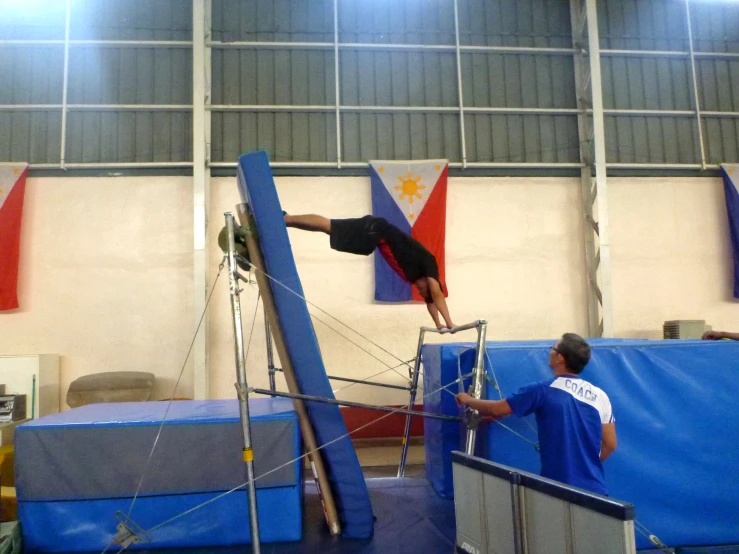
[69,0,193,41]
[523,488,569,554]
[64,112,192,163]
[482,473,517,554]
[453,464,485,554]
[213,112,336,163]
[338,0,454,46]
[16,417,299,500]
[571,504,635,554]
[0,3,67,40]
[213,0,333,43]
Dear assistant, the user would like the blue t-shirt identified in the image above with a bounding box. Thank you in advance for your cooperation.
[505,374,614,495]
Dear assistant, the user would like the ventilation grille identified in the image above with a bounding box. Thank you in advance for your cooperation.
[663,320,707,339]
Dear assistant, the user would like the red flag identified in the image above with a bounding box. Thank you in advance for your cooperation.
[0,165,28,311]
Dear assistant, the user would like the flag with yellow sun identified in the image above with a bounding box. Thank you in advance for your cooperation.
[369,160,448,302]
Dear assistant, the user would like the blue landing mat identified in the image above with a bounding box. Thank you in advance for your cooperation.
[60,478,456,554]
[423,338,739,550]
[237,151,373,538]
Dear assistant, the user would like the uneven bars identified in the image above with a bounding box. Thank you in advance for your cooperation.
[251,388,463,422]
[420,320,482,334]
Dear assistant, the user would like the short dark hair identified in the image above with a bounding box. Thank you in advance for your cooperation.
[556,333,591,374]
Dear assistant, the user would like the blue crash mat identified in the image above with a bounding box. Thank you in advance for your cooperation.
[237,151,373,538]
[423,338,739,549]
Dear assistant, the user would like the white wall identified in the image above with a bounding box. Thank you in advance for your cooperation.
[0,176,195,405]
[0,174,735,409]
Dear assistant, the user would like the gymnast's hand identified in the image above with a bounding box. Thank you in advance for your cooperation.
[456,392,473,407]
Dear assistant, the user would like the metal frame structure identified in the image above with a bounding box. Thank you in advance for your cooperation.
[224,212,261,554]
[263,317,488,477]
[569,0,613,338]
[1,0,736,173]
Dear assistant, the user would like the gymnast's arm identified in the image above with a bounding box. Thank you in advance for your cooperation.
[703,330,739,341]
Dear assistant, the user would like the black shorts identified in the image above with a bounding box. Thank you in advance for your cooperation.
[329,216,387,256]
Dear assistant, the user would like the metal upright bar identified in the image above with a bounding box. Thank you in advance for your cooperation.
[397,328,426,477]
[225,213,261,554]
[684,0,707,170]
[464,320,488,455]
[59,0,71,169]
[265,316,276,393]
[585,0,614,338]
[333,0,342,169]
[453,0,467,168]
[192,0,212,399]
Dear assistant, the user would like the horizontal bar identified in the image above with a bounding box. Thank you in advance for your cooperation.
[251,388,462,422]
[208,40,333,50]
[0,104,192,112]
[421,320,484,334]
[328,375,411,391]
[0,162,193,169]
[210,104,333,112]
[272,367,411,391]
[13,161,722,171]
[601,49,739,60]
[209,104,581,114]
[207,161,586,169]
[209,40,576,56]
[462,45,576,56]
[4,104,737,119]
[601,48,688,58]
[0,40,192,48]
[605,163,720,170]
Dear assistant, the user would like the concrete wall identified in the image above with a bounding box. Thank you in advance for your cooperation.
[0,174,735,409]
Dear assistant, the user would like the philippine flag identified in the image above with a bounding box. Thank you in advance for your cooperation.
[721,164,739,299]
[369,160,448,303]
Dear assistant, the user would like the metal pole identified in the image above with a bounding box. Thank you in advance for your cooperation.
[252,388,462,423]
[421,320,481,334]
[333,0,342,169]
[585,0,614,338]
[684,0,707,170]
[398,329,426,477]
[453,0,467,168]
[225,213,261,553]
[265,316,276,393]
[464,320,487,455]
[59,0,71,169]
[192,0,211,399]
[570,0,600,338]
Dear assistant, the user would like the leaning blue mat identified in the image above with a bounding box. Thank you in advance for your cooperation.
[237,151,374,538]
[423,339,739,549]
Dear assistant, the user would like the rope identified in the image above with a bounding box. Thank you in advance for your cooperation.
[634,520,674,554]
[123,257,226,520]
[330,359,417,395]
[251,262,413,370]
[484,350,538,438]
[307,310,412,384]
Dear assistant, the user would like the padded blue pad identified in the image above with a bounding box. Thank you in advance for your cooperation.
[15,398,302,550]
[423,339,739,549]
[237,151,374,538]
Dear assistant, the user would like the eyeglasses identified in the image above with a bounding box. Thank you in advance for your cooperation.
[550,345,559,353]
